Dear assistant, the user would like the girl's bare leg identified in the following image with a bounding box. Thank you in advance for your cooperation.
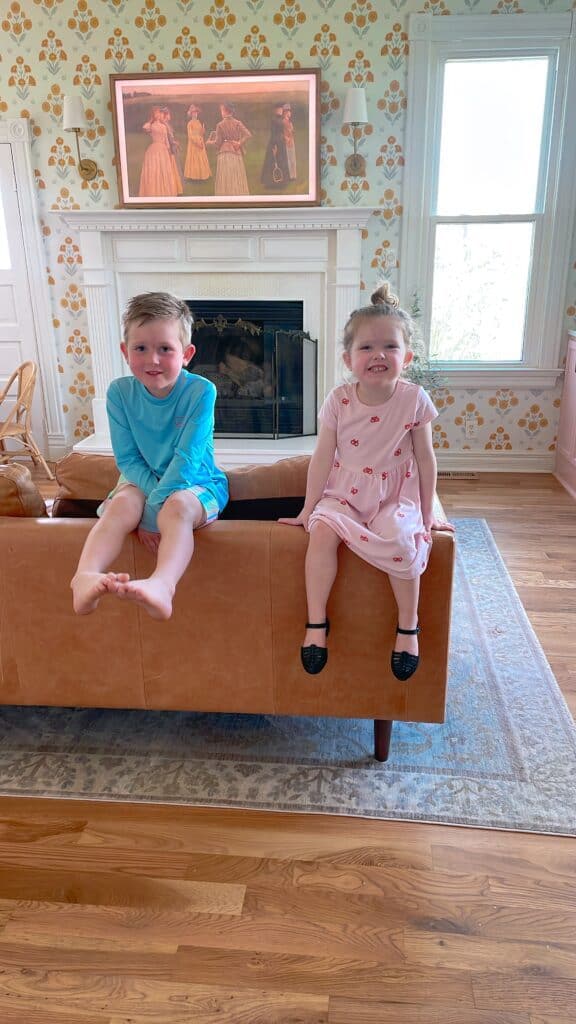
[388,574,420,656]
[303,522,341,647]
[116,491,205,620]
[71,485,145,614]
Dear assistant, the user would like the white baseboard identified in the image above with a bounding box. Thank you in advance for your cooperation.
[47,433,69,462]
[435,451,555,473]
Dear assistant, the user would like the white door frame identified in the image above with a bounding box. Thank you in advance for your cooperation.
[0,118,66,458]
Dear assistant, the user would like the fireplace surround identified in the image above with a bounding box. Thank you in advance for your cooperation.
[56,208,372,464]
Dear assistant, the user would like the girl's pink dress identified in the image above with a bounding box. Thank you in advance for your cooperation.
[308,380,438,579]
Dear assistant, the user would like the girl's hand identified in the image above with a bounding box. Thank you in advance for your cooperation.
[423,517,455,542]
[278,510,311,530]
[137,527,160,554]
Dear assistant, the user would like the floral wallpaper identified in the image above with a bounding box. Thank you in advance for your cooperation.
[1,0,574,455]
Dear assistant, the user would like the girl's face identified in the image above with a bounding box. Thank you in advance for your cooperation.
[343,317,412,388]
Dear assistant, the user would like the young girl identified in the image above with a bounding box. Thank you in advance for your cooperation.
[279,283,454,680]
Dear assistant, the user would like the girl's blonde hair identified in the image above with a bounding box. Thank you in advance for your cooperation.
[342,282,416,354]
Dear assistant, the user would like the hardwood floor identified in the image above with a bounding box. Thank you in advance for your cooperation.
[1,471,574,1022]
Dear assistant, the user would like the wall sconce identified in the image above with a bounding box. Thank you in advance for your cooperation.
[63,96,98,181]
[342,87,368,177]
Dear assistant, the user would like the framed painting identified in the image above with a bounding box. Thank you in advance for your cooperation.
[110,69,321,208]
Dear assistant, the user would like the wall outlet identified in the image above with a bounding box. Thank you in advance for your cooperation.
[465,413,477,439]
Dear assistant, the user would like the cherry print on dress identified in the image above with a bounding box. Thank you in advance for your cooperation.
[360,535,369,542]
[339,500,348,506]
[381,472,388,480]
[351,439,359,447]
[363,467,373,475]
[406,470,412,478]
[342,398,350,405]
[393,556,403,562]
[413,420,420,427]
[394,448,402,456]
[334,459,340,468]
[404,423,413,430]
[370,416,380,423]
[350,487,358,495]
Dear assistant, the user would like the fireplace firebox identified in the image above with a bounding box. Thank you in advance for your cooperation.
[185,300,317,439]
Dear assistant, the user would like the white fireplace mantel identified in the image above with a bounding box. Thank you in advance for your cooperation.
[55,207,373,464]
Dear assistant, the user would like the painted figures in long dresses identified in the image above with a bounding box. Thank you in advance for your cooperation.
[206,102,252,196]
[282,103,297,181]
[261,103,290,189]
[161,107,183,196]
[184,104,211,181]
[138,107,177,197]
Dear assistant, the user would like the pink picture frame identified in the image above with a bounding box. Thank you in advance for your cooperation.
[110,69,321,209]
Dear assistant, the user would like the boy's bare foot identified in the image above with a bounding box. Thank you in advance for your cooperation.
[71,571,129,615]
[115,578,174,620]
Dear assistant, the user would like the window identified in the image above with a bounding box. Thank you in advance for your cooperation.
[400,13,576,386]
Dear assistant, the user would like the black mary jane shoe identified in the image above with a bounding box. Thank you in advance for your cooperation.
[301,619,330,675]
[391,625,420,681]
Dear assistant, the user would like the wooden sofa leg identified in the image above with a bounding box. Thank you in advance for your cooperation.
[374,719,393,761]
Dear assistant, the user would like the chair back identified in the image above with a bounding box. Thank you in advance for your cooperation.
[1,361,37,432]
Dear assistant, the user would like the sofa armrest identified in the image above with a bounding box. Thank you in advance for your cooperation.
[0,464,46,517]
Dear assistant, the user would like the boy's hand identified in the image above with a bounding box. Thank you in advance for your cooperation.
[137,527,160,554]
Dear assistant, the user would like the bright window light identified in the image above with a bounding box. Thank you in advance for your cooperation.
[436,57,549,217]
[430,222,533,361]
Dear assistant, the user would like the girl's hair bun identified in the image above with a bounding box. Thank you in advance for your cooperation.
[370,282,399,309]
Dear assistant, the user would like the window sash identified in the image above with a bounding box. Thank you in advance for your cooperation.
[399,12,576,385]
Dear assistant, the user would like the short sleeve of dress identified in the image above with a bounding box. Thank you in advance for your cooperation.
[318,388,339,431]
[414,386,438,427]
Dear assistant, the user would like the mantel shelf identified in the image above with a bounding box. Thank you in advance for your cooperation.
[52,207,374,233]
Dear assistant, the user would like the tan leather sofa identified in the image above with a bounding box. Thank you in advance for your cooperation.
[0,454,454,760]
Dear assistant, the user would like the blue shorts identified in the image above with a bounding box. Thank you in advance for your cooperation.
[97,476,220,529]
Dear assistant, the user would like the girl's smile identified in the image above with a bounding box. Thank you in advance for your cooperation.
[343,318,412,401]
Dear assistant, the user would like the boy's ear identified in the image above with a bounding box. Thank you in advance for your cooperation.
[183,342,195,363]
[120,342,129,363]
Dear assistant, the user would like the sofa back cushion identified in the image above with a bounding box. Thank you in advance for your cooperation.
[56,452,119,499]
[0,464,46,517]
[55,452,310,502]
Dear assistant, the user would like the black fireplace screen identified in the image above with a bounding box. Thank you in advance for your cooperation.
[184,301,317,439]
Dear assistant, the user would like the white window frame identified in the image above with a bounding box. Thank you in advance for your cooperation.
[400,13,576,387]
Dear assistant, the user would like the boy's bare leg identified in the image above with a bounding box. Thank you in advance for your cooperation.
[71,486,145,615]
[116,491,205,620]
[388,574,420,657]
[303,522,341,648]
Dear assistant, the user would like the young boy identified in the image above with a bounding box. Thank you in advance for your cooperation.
[71,291,228,620]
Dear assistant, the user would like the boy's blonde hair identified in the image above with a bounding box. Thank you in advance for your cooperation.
[122,292,193,349]
[342,282,416,354]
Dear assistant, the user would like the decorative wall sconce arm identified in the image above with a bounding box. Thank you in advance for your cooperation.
[63,96,98,182]
[342,87,368,177]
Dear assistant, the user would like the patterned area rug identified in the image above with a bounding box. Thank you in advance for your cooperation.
[1,518,575,834]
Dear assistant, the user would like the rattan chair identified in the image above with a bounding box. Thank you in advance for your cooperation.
[0,361,54,480]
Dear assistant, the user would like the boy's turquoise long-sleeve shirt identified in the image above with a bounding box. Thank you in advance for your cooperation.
[106,370,228,532]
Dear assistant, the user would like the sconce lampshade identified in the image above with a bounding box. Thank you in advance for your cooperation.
[63,95,87,132]
[342,87,368,126]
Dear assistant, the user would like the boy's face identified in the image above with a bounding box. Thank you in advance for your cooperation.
[121,318,195,399]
